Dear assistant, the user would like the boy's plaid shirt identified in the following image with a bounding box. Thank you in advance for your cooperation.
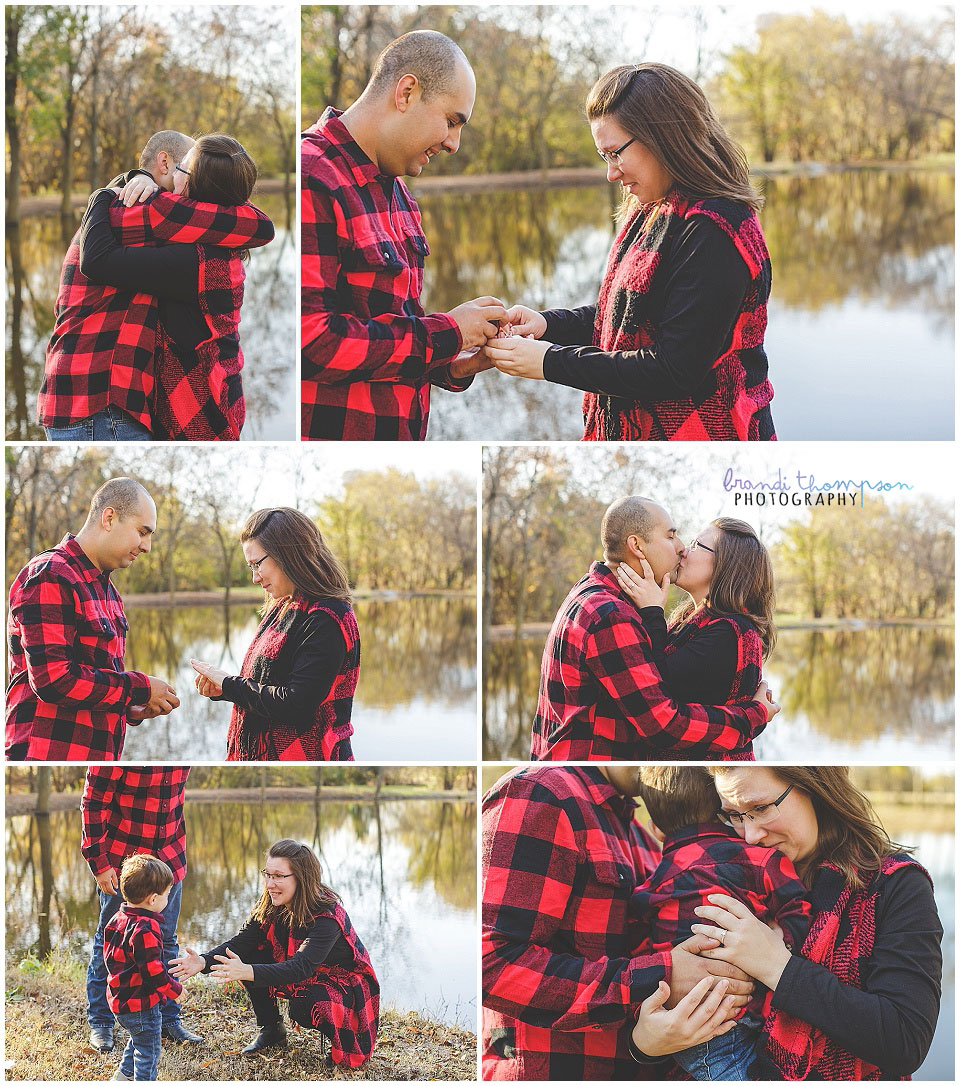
[81,767,190,883]
[530,562,767,760]
[6,534,151,761]
[300,108,471,441]
[632,821,812,1015]
[103,904,182,1013]
[482,765,669,1080]
[38,188,273,431]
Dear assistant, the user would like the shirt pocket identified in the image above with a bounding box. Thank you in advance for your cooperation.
[339,236,417,318]
[572,852,635,956]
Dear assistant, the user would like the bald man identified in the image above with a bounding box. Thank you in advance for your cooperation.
[301,30,507,440]
[6,477,179,761]
[530,496,777,760]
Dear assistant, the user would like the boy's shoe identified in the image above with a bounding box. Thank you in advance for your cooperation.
[242,1021,288,1056]
[110,1069,132,1081]
[161,1021,203,1044]
[89,1027,115,1052]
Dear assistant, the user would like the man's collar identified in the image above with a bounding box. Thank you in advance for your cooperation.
[589,560,619,590]
[317,107,383,188]
[579,765,638,825]
[58,534,106,583]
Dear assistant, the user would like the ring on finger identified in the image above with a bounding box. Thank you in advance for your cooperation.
[718,930,726,946]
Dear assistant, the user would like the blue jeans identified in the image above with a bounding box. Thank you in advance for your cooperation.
[116,1005,162,1081]
[45,405,152,441]
[86,880,182,1028]
[675,1020,761,1080]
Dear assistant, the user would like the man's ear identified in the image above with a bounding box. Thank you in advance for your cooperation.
[101,506,117,531]
[625,534,646,561]
[394,73,419,113]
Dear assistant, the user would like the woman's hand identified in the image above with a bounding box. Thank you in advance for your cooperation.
[119,174,159,207]
[169,947,205,980]
[209,946,255,983]
[691,893,793,991]
[191,659,226,697]
[504,304,547,339]
[615,557,670,611]
[483,335,550,380]
[631,978,739,1058]
[754,680,781,722]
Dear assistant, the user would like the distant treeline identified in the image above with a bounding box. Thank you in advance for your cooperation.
[5,5,295,222]
[5,447,476,596]
[301,6,953,173]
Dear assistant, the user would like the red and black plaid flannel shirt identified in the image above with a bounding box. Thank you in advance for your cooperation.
[104,904,182,1014]
[482,765,668,1080]
[6,534,150,762]
[81,767,190,883]
[632,821,812,1017]
[38,187,273,432]
[530,563,768,761]
[301,108,470,441]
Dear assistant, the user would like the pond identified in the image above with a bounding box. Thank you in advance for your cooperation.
[483,625,954,761]
[5,188,296,441]
[418,168,954,441]
[121,596,477,761]
[4,796,477,1027]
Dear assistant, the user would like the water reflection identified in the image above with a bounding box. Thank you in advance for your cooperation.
[483,625,954,760]
[121,596,477,760]
[5,190,295,441]
[416,169,954,440]
[5,797,477,1025]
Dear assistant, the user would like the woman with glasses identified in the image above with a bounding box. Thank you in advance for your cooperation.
[170,839,378,1065]
[74,133,274,441]
[614,518,774,759]
[191,507,360,760]
[484,63,775,442]
[630,767,942,1079]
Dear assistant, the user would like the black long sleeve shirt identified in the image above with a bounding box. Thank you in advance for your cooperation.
[78,186,208,351]
[201,913,352,988]
[216,610,347,728]
[640,607,739,704]
[540,215,751,400]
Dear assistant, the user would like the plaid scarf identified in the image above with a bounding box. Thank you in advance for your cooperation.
[585,186,775,441]
[753,856,930,1080]
[225,594,359,762]
[263,904,379,1068]
[153,246,247,440]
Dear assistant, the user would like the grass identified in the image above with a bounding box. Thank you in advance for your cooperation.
[4,956,477,1081]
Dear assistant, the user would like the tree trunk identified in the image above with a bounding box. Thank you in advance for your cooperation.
[5,9,21,225]
[59,63,78,217]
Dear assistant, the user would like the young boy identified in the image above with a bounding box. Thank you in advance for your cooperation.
[632,767,812,1080]
[103,855,183,1081]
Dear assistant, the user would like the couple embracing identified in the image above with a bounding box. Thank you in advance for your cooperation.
[39,129,275,442]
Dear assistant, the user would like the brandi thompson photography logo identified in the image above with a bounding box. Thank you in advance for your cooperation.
[722,468,914,508]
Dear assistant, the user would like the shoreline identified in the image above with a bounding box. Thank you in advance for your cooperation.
[123,586,474,608]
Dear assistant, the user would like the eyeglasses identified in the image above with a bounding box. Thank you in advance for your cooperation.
[247,555,269,574]
[689,538,716,555]
[174,164,191,177]
[260,869,295,883]
[719,785,794,830]
[596,137,636,167]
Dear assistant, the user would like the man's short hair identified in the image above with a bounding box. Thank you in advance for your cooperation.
[601,495,659,561]
[139,130,194,169]
[86,478,151,525]
[637,766,719,835]
[368,30,470,101]
[119,853,173,903]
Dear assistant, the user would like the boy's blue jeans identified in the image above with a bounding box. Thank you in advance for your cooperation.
[674,1019,761,1080]
[116,1005,163,1081]
[86,880,183,1029]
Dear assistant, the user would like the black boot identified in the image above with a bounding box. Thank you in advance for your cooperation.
[242,1020,288,1056]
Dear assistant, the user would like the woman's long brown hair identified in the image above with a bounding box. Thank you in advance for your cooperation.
[585,63,763,222]
[709,767,909,890]
[671,517,776,659]
[241,507,352,607]
[250,839,340,930]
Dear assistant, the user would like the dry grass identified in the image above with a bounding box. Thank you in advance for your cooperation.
[4,957,477,1081]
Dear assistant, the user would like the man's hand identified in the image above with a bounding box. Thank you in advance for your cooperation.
[140,676,180,716]
[119,175,159,207]
[504,304,547,339]
[449,347,496,380]
[631,978,739,1058]
[482,335,550,380]
[95,867,119,895]
[754,680,780,722]
[667,935,754,1009]
[447,297,508,350]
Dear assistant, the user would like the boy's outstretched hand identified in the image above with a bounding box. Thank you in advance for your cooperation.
[170,947,205,980]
